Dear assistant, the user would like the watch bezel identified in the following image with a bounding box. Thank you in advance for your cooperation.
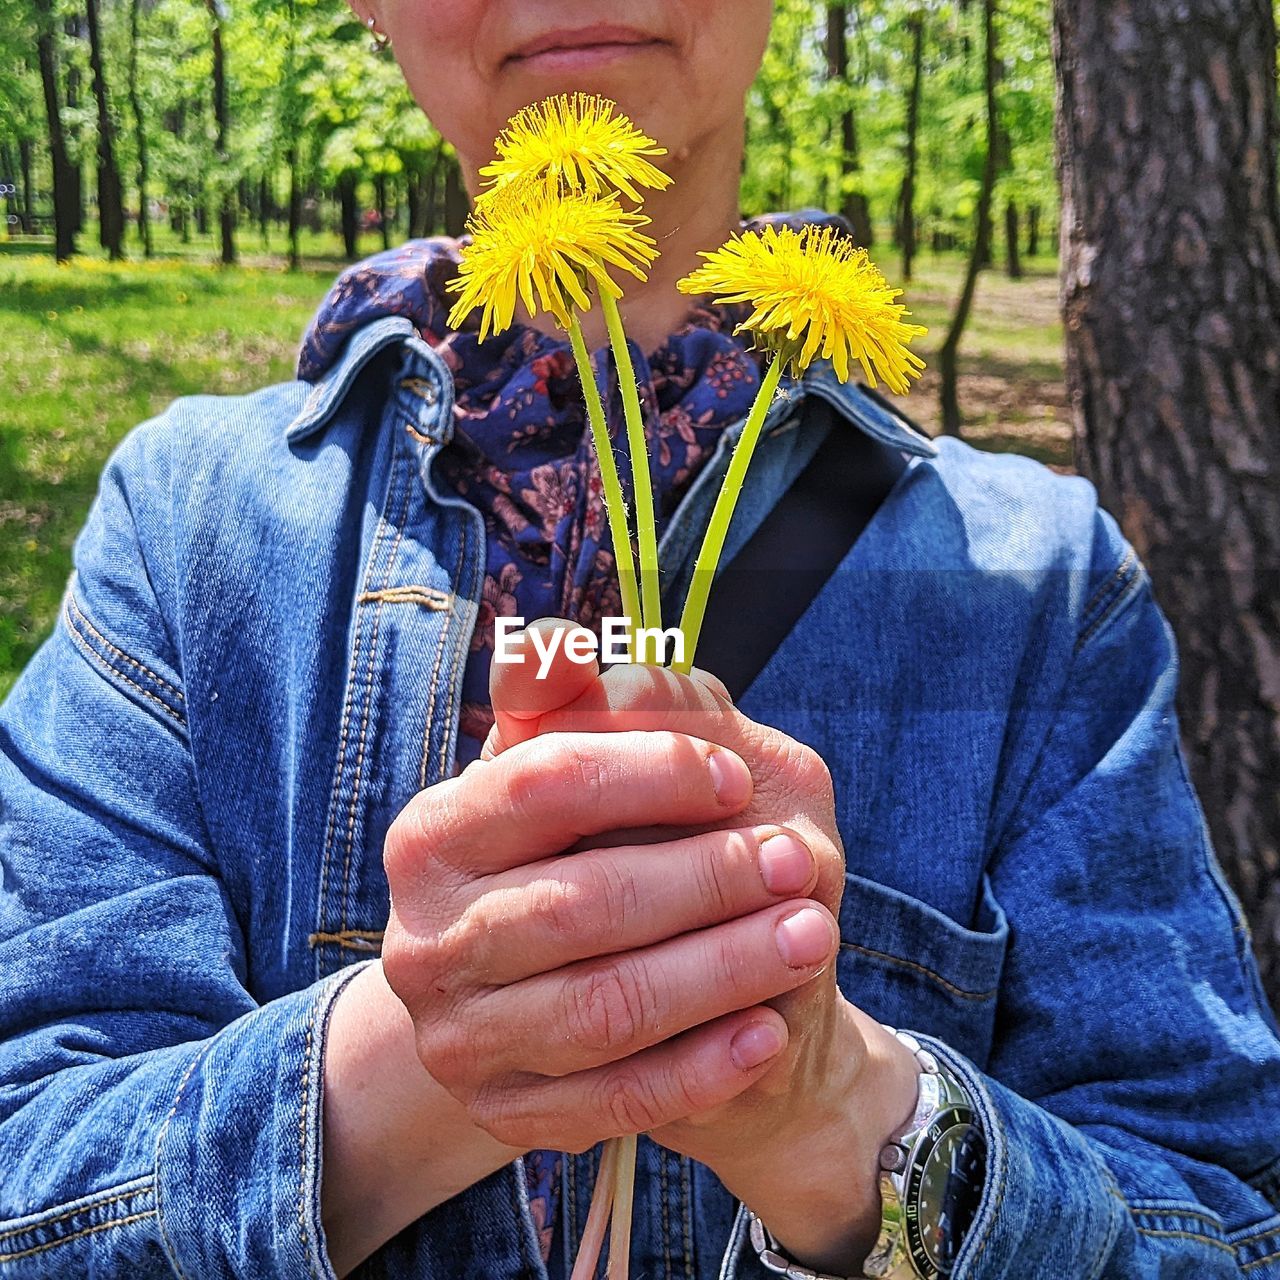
[899,1102,974,1279]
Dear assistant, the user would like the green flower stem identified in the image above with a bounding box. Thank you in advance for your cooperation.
[600,289,661,638]
[567,313,642,633]
[606,1134,638,1279]
[672,356,785,674]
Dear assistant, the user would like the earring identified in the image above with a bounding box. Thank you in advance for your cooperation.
[367,15,391,50]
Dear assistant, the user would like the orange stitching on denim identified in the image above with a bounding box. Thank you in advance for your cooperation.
[418,523,468,791]
[679,1154,694,1280]
[66,590,185,703]
[0,1210,157,1263]
[1129,1204,1225,1231]
[1075,548,1140,652]
[298,992,320,1278]
[1245,1248,1280,1270]
[154,1043,212,1280]
[1133,1226,1236,1255]
[63,602,186,729]
[357,586,451,610]
[838,940,997,1002]
[432,528,474,785]
[307,930,384,952]
[0,1184,152,1244]
[341,452,414,930]
[317,457,401,971]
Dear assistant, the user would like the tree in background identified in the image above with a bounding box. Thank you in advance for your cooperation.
[84,0,124,260]
[32,0,78,261]
[1056,0,1280,1004]
[936,0,999,435]
[825,3,874,246]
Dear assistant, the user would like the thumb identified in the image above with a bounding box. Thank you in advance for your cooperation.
[484,616,600,757]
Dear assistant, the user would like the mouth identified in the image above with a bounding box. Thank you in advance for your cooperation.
[506,25,666,71]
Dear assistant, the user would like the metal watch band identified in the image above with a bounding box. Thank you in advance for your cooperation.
[746,1025,947,1280]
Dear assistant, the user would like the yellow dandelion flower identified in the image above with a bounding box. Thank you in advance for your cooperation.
[478,93,672,204]
[446,177,659,341]
[677,223,928,394]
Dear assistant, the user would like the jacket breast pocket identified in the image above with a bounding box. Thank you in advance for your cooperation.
[835,872,1008,1069]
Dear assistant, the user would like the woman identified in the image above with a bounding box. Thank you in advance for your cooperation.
[1,3,1278,1278]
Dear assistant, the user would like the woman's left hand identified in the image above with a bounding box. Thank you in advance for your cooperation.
[483,620,921,1273]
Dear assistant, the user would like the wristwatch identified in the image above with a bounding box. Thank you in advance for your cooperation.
[747,1026,981,1280]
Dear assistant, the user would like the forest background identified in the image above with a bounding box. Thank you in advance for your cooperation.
[2,0,1278,1007]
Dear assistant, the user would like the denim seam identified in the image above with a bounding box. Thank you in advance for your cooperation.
[1128,1203,1226,1232]
[356,586,451,609]
[434,523,474,783]
[0,1179,154,1248]
[665,1146,675,1280]
[62,597,187,730]
[66,587,185,704]
[154,1040,216,1280]
[1245,1251,1280,1272]
[1075,551,1143,653]
[316,457,398,976]
[340,450,414,932]
[0,1209,158,1265]
[298,991,321,1279]
[1084,1166,1126,1279]
[1077,545,1137,639]
[837,941,998,1002]
[680,1155,694,1280]
[1232,1217,1280,1251]
[418,494,470,790]
[1131,1226,1236,1256]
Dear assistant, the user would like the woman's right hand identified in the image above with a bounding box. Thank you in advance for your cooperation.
[380,721,833,1154]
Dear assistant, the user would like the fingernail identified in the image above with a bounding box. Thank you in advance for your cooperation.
[775,907,835,968]
[758,833,814,896]
[706,748,751,807]
[730,1022,784,1071]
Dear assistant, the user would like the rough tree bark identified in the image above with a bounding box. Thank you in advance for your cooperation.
[937,0,999,436]
[33,0,77,261]
[1055,0,1280,1007]
[85,0,124,260]
[825,4,874,247]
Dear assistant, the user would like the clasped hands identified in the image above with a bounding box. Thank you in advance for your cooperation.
[382,619,920,1273]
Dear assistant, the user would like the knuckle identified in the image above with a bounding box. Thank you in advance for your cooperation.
[564,964,652,1055]
[596,1067,666,1134]
[414,1015,476,1089]
[504,735,607,819]
[532,858,633,950]
[691,834,741,919]
[384,778,466,884]
[465,1083,526,1147]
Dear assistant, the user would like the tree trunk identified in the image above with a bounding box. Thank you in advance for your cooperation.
[19,139,35,233]
[63,17,85,235]
[338,171,359,259]
[128,0,152,256]
[1004,198,1022,278]
[1055,0,1280,1008]
[376,171,390,251]
[34,0,77,261]
[86,0,124,259]
[1027,202,1041,257]
[826,4,874,246]
[900,10,925,281]
[938,0,999,436]
[205,0,236,265]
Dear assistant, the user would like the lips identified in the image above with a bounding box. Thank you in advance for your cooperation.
[507,24,663,66]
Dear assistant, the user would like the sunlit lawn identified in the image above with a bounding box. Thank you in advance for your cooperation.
[0,237,1068,699]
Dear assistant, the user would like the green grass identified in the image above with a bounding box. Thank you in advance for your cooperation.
[0,243,1070,700]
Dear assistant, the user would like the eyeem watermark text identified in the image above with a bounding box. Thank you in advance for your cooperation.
[494,617,685,679]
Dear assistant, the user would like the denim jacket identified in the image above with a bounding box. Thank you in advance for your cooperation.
[2,313,1279,1280]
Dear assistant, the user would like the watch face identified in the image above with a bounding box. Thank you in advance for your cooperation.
[903,1106,973,1279]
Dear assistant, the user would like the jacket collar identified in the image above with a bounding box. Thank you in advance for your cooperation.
[284,314,938,460]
